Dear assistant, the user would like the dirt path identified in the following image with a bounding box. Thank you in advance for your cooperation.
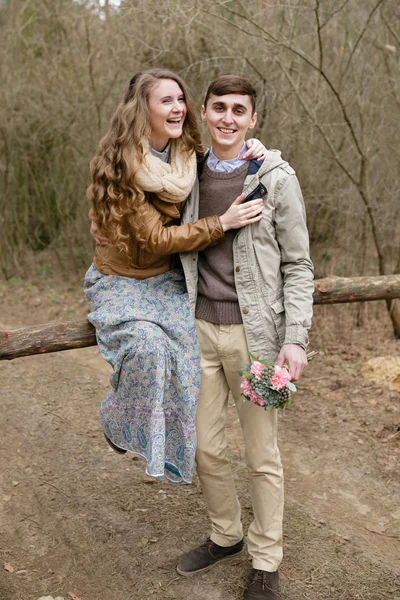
[0,276,399,600]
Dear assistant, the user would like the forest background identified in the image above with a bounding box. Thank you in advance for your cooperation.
[1,4,400,599]
[0,0,400,333]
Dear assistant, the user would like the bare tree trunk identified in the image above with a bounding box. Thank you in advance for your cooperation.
[386,299,400,338]
[0,321,97,361]
[1,275,400,361]
[313,274,400,304]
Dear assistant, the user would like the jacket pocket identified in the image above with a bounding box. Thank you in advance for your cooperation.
[256,265,285,350]
[270,294,286,346]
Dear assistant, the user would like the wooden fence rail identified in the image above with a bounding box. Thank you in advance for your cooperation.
[1,274,399,361]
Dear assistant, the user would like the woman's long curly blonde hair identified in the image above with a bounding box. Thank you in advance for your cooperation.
[87,69,204,253]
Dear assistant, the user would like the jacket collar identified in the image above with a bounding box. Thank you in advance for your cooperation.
[247,159,264,175]
[197,151,209,177]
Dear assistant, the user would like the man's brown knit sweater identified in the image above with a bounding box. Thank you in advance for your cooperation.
[195,162,249,324]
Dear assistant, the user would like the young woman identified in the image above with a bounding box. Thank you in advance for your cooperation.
[84,69,263,484]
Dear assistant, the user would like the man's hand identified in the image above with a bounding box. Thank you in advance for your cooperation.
[276,344,307,382]
[90,221,111,246]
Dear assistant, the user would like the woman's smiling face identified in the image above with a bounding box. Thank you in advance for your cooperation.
[148,79,187,151]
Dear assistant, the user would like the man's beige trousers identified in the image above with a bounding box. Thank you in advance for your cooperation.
[195,319,284,572]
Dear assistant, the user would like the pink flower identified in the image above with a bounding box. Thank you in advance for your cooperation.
[249,389,265,406]
[270,365,291,390]
[241,379,265,406]
[241,379,252,395]
[250,361,264,379]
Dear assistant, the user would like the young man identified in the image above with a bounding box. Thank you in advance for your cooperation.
[178,76,314,599]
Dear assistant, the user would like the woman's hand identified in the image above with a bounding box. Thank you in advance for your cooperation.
[242,138,267,161]
[219,194,263,232]
[90,221,111,246]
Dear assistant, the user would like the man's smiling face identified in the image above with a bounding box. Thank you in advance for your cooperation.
[201,93,257,159]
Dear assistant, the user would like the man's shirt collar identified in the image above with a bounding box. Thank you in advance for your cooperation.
[207,143,247,173]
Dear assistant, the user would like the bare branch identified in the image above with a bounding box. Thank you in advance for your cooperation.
[202,3,364,162]
[320,0,351,30]
[275,58,359,188]
[381,8,400,47]
[315,0,324,71]
[84,19,102,133]
[340,0,387,82]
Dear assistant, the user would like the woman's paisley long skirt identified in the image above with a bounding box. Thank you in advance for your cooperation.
[84,265,201,484]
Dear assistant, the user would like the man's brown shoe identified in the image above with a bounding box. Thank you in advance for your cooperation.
[177,538,244,576]
[244,569,279,599]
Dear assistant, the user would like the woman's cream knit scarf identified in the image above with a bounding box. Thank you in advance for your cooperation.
[134,139,197,203]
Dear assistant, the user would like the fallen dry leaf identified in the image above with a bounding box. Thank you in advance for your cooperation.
[143,475,155,484]
[68,593,82,600]
[4,562,15,573]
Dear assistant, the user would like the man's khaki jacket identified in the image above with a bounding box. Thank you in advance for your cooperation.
[180,150,314,361]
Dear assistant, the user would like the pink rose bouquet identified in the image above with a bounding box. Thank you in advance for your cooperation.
[239,351,316,411]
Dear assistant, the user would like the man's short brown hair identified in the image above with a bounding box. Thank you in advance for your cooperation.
[204,75,257,114]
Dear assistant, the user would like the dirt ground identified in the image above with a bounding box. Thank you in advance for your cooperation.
[0,266,399,600]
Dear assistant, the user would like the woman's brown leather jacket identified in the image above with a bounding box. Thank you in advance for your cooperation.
[94,187,223,280]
